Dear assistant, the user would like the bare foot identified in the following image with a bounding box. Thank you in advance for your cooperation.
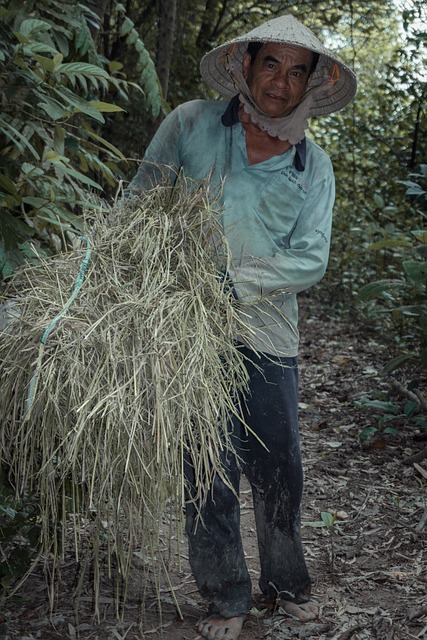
[280,600,318,621]
[196,614,245,640]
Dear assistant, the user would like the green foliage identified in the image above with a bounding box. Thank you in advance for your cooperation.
[352,168,426,447]
[303,512,338,528]
[357,167,427,373]
[310,2,426,305]
[0,0,166,279]
[116,3,168,120]
[355,392,427,443]
[249,606,268,635]
[320,511,337,529]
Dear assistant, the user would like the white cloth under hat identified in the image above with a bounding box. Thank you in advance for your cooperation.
[200,14,357,118]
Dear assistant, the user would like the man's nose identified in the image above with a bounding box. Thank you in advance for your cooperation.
[272,71,289,89]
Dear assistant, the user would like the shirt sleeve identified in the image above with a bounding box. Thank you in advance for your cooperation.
[229,166,335,302]
[125,107,184,194]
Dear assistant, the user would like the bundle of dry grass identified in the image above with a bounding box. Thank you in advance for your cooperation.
[0,179,254,613]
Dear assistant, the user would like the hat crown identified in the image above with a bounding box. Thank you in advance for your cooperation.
[235,14,325,53]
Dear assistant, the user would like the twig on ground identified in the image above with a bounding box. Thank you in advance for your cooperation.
[415,506,427,533]
[391,379,427,412]
[403,446,427,465]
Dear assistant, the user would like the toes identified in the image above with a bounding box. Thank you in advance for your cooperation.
[195,618,204,632]
[195,620,209,639]
[281,600,318,621]
[196,618,215,639]
[222,624,241,640]
[197,621,224,640]
[195,615,244,640]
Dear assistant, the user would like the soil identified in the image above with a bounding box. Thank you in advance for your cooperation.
[2,293,427,640]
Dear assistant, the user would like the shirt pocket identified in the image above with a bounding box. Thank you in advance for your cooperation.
[254,175,308,249]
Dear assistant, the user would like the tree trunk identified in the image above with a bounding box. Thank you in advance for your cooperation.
[83,0,110,41]
[196,0,225,52]
[156,0,178,99]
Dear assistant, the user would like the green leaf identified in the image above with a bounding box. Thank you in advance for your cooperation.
[358,279,407,301]
[35,204,83,230]
[382,353,416,375]
[53,87,105,123]
[383,427,400,435]
[38,96,70,120]
[0,505,17,519]
[85,129,127,161]
[55,62,109,79]
[404,401,418,417]
[109,60,123,73]
[75,21,91,55]
[0,211,33,249]
[0,174,18,197]
[52,163,103,190]
[366,239,412,250]
[21,163,44,177]
[373,193,385,209]
[1,195,21,207]
[18,19,51,38]
[32,54,55,72]
[413,415,427,429]
[0,118,40,160]
[358,426,378,444]
[54,127,66,155]
[355,399,399,414]
[21,196,50,208]
[321,512,336,528]
[88,101,125,113]
[411,230,427,243]
[416,246,427,259]
[23,42,60,56]
[403,261,427,285]
[404,184,425,196]
[119,17,134,37]
[45,206,83,231]
[126,30,139,46]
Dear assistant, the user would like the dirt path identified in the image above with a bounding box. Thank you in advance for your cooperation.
[3,293,427,640]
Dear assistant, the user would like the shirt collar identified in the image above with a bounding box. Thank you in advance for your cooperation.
[221,95,306,172]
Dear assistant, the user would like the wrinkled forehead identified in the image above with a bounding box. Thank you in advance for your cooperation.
[253,42,315,64]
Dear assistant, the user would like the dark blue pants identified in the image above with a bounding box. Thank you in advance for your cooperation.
[185,346,311,618]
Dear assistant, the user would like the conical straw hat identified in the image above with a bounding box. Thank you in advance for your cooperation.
[200,14,357,117]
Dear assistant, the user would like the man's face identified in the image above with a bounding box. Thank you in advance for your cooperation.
[242,42,314,118]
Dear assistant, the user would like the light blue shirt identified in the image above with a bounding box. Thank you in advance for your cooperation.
[128,99,335,356]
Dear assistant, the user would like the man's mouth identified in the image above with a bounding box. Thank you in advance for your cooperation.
[266,92,286,102]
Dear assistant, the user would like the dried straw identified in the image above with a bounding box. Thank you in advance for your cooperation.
[0,178,254,614]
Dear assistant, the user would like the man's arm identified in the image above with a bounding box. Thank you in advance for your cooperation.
[125,107,184,194]
[229,169,335,302]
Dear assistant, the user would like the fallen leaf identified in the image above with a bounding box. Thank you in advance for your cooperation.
[344,605,378,615]
[414,463,427,480]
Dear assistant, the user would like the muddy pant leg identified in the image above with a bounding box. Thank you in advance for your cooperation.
[184,450,251,617]
[238,347,311,603]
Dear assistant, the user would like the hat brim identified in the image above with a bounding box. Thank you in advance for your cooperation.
[200,36,357,117]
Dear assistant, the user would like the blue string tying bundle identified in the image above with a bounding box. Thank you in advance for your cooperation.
[23,236,92,422]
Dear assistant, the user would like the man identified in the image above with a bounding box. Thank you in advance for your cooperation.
[127,14,357,640]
